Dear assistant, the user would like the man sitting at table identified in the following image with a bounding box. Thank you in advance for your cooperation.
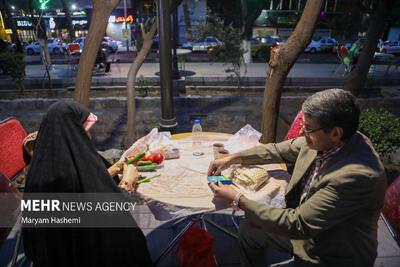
[208,88,386,267]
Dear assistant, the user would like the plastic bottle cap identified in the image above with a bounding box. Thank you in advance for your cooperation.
[194,120,200,124]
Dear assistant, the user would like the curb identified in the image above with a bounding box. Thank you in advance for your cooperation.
[1,76,399,90]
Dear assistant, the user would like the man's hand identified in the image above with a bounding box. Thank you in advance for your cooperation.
[207,153,242,176]
[209,182,240,207]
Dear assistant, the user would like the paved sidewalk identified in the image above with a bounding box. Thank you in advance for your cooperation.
[3,61,394,90]
[24,62,399,79]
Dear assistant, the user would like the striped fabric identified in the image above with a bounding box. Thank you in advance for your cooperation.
[300,142,344,203]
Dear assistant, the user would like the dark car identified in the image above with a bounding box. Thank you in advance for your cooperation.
[151,36,159,51]
[254,36,279,47]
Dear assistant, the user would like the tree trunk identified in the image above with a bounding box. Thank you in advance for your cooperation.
[260,0,323,144]
[73,0,120,107]
[343,0,392,96]
[60,0,75,42]
[36,17,52,89]
[242,39,252,64]
[182,0,191,40]
[126,23,157,144]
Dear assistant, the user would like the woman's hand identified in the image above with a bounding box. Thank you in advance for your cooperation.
[108,158,125,177]
[118,163,139,193]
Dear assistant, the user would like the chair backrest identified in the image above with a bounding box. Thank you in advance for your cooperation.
[381,175,400,247]
[0,170,21,249]
[0,118,27,180]
[284,111,303,140]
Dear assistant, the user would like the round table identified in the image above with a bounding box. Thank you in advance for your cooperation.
[135,132,290,221]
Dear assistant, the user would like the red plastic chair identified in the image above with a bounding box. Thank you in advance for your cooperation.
[0,118,27,180]
[284,111,303,140]
[381,176,400,247]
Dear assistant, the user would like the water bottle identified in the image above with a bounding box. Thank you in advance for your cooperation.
[192,120,204,156]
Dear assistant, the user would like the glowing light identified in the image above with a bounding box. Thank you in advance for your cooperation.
[71,4,76,10]
[114,15,134,23]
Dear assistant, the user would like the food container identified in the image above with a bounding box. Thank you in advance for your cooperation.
[215,149,229,160]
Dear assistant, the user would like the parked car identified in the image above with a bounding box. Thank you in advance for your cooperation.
[250,38,271,59]
[72,37,85,49]
[254,35,279,47]
[71,37,119,53]
[304,40,320,53]
[182,36,223,52]
[318,37,338,52]
[25,38,68,55]
[380,40,400,54]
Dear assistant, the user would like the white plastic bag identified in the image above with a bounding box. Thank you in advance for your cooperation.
[122,128,159,159]
[224,124,262,153]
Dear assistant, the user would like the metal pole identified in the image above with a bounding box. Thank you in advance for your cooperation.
[157,0,178,131]
[172,3,180,79]
[124,0,129,52]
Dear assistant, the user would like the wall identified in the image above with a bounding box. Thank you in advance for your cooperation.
[1,96,399,151]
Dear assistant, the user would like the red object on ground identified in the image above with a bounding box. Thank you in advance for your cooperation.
[381,176,400,241]
[174,227,217,267]
[68,43,80,53]
[284,111,303,140]
[0,118,27,179]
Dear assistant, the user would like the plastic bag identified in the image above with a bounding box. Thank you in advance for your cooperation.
[224,124,262,154]
[122,129,180,160]
[122,128,158,159]
[148,131,173,155]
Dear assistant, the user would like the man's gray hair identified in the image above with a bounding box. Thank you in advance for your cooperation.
[302,88,359,139]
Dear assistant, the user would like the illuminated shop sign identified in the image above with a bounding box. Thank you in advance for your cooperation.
[17,20,32,27]
[108,15,134,23]
[72,20,88,25]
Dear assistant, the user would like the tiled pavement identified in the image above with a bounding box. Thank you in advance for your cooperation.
[1,203,399,266]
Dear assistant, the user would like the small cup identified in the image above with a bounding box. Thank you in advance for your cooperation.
[215,149,229,159]
[212,143,224,153]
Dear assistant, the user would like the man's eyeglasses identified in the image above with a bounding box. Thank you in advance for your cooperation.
[299,117,324,134]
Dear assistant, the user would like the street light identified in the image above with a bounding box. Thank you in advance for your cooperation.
[11,5,15,10]
[71,4,76,10]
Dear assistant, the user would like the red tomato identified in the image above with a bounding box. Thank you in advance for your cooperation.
[141,156,148,161]
[153,153,164,164]
[147,155,155,163]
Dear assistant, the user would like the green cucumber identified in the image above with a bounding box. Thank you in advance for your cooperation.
[138,160,153,166]
[137,163,158,172]
[137,174,161,184]
[127,152,146,165]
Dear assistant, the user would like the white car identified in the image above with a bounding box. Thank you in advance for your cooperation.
[24,38,68,55]
[305,40,320,53]
[318,37,338,52]
[182,36,223,52]
[71,37,119,52]
[72,37,85,49]
[380,40,400,54]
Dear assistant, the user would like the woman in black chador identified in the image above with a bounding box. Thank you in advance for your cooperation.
[23,101,153,267]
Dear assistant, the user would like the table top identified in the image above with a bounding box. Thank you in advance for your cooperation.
[135,132,290,220]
